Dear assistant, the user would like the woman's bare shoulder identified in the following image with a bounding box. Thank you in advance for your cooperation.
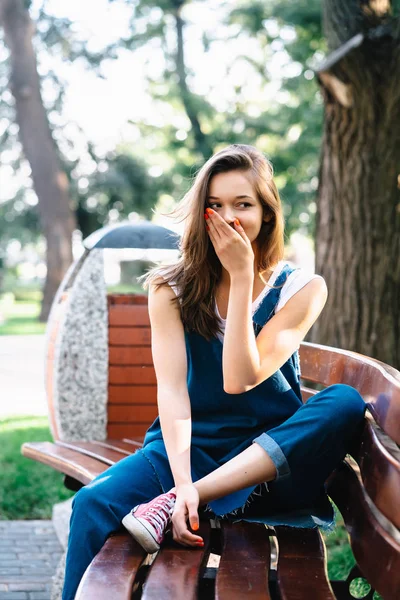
[148,275,181,321]
[148,275,187,391]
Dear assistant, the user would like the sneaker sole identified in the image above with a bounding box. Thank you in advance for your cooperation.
[122,513,160,554]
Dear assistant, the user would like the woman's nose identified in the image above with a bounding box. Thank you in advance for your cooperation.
[220,209,236,224]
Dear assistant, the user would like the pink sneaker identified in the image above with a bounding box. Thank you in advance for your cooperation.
[122,491,176,553]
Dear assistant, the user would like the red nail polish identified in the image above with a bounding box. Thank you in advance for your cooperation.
[204,213,209,220]
[235,218,240,226]
[206,208,213,215]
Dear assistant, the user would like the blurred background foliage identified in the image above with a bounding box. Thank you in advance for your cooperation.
[0,0,327,248]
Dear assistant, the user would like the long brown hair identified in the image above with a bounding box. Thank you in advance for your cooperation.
[140,144,285,340]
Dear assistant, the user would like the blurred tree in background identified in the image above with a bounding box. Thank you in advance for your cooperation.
[0,0,76,320]
[311,0,400,369]
[0,0,399,368]
[0,0,325,257]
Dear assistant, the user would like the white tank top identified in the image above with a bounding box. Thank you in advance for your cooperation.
[159,260,324,342]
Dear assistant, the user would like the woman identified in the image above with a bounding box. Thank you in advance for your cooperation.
[62,144,366,599]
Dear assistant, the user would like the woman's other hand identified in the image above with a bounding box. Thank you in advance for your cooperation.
[171,483,204,548]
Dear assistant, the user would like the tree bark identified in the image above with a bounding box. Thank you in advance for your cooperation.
[311,0,400,368]
[0,0,76,321]
[173,1,213,161]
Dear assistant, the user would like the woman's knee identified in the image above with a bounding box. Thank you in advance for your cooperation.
[72,485,96,517]
[327,383,366,426]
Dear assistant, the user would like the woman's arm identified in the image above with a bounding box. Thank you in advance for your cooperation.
[148,280,192,485]
[205,207,327,394]
[222,272,259,393]
[149,280,203,546]
[223,276,328,394]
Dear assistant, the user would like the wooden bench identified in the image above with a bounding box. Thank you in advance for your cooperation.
[22,294,400,599]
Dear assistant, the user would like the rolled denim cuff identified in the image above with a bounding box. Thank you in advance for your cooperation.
[253,433,291,480]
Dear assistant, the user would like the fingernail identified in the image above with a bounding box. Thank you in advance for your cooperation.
[204,213,209,220]
[206,225,209,230]
[192,523,199,531]
[196,541,204,546]
[235,218,240,226]
[206,208,213,215]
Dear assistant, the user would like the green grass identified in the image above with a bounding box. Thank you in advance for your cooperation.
[0,295,46,335]
[0,416,74,520]
[323,506,356,579]
[322,506,382,597]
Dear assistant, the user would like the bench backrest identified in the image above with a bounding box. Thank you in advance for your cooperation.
[105,293,400,598]
[107,294,157,440]
[106,293,400,440]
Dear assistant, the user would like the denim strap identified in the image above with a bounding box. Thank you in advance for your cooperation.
[253,263,299,336]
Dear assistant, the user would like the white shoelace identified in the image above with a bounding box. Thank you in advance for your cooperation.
[145,495,176,533]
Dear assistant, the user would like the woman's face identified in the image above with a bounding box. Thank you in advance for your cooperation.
[206,170,268,250]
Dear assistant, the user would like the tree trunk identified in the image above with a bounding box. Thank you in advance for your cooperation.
[173,3,213,161]
[311,0,400,368]
[0,0,77,321]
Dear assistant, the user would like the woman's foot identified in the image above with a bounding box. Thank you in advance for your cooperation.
[122,491,176,553]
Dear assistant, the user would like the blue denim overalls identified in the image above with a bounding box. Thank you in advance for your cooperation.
[141,263,366,526]
[62,263,366,600]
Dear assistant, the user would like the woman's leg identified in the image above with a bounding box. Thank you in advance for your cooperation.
[194,384,366,507]
[62,449,163,600]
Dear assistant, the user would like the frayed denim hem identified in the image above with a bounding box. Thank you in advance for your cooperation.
[201,482,270,520]
[201,490,337,533]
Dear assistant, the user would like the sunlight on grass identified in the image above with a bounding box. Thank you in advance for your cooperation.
[0,416,74,519]
[323,506,356,579]
[322,505,382,598]
[0,298,46,335]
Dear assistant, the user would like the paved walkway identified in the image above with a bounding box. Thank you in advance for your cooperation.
[0,334,62,600]
[0,520,62,600]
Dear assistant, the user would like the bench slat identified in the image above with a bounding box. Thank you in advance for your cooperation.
[300,386,317,402]
[108,404,158,423]
[21,442,107,485]
[300,342,400,444]
[142,523,211,600]
[356,418,400,529]
[22,439,144,487]
[109,346,153,365]
[75,531,147,600]
[108,327,151,346]
[108,423,150,438]
[109,304,150,326]
[275,527,335,600]
[108,294,148,306]
[108,384,157,405]
[94,439,141,454]
[328,460,400,600]
[109,366,157,385]
[122,437,144,447]
[216,522,271,599]
[55,441,132,465]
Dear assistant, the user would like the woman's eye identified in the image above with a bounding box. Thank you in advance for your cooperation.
[208,203,251,208]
